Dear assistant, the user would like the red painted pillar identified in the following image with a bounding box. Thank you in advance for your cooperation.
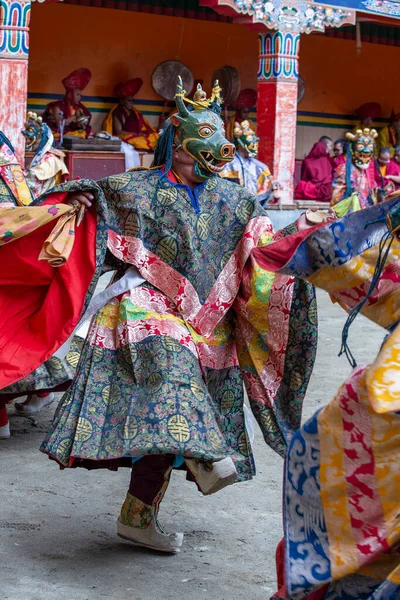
[257,31,300,204]
[0,0,31,163]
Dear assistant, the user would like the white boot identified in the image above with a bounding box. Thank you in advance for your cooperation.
[0,422,10,439]
[15,393,55,416]
[117,517,183,554]
[117,492,183,554]
[185,457,237,495]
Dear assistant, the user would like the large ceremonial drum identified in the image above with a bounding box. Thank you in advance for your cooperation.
[212,66,240,105]
[152,60,194,101]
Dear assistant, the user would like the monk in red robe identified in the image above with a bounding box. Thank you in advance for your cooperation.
[295,140,333,202]
[103,78,158,151]
[331,138,347,171]
[374,146,400,192]
[384,145,400,190]
[43,68,92,140]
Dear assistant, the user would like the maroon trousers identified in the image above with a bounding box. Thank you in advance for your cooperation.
[129,455,174,505]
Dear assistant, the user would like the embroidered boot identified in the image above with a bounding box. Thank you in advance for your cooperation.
[117,491,183,554]
[117,458,183,554]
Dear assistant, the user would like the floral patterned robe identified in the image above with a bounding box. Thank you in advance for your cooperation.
[0,169,317,478]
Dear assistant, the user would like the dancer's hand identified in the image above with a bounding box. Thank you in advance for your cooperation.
[297,208,336,231]
[67,191,94,209]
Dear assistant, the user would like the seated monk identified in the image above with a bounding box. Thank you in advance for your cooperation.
[103,78,158,151]
[227,89,256,141]
[374,146,400,192]
[295,140,333,202]
[377,112,400,156]
[386,145,400,190]
[331,138,348,170]
[42,68,92,140]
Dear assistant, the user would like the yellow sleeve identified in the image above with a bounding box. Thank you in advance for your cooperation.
[102,105,118,135]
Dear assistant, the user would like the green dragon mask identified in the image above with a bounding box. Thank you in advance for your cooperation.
[170,77,235,179]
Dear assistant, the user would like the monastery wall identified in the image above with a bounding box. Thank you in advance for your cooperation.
[28,4,396,159]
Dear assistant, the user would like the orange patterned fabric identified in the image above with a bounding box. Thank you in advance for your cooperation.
[0,204,73,246]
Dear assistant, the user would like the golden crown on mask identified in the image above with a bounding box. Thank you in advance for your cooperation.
[233,120,253,139]
[176,80,223,111]
[346,127,378,143]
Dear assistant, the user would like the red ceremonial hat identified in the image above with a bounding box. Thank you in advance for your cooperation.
[355,102,381,119]
[62,68,91,92]
[115,78,143,99]
[231,88,257,110]
[390,108,400,123]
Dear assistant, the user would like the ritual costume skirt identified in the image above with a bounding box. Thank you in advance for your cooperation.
[0,338,82,404]
[41,282,255,481]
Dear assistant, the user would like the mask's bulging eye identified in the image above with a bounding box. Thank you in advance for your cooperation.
[198,126,213,138]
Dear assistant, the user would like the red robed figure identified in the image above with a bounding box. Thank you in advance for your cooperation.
[295,141,333,202]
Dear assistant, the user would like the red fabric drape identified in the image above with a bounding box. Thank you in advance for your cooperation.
[0,193,97,389]
[252,223,325,273]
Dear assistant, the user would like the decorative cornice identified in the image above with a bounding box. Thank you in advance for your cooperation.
[362,0,400,17]
[210,0,356,33]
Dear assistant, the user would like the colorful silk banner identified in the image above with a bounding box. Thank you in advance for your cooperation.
[255,198,400,600]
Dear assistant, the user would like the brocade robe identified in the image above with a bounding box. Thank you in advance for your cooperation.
[0,169,317,478]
